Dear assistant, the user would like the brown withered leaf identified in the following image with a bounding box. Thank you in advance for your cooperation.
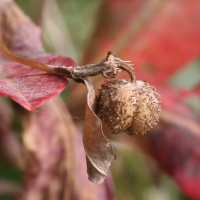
[73,132,117,200]
[22,96,117,200]
[83,77,116,184]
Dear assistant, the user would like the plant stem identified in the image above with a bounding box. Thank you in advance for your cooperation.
[0,33,51,74]
[0,26,134,81]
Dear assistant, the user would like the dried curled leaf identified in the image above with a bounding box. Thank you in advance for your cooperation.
[22,96,117,200]
[83,77,116,184]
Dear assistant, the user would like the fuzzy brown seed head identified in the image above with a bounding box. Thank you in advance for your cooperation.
[98,79,161,135]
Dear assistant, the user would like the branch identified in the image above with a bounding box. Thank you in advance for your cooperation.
[0,10,135,82]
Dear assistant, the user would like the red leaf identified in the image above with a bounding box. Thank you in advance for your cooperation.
[158,86,193,116]
[69,0,200,121]
[82,0,200,86]
[0,1,75,110]
[68,0,200,198]
[194,84,200,96]
[139,111,200,199]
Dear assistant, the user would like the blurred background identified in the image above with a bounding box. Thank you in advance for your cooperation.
[1,0,200,199]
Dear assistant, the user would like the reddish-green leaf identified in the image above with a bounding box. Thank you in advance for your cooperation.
[135,110,200,199]
[195,84,200,96]
[70,0,200,125]
[82,0,200,86]
[0,54,74,110]
[158,86,193,115]
[0,1,75,110]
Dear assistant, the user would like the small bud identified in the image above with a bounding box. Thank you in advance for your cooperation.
[98,79,161,135]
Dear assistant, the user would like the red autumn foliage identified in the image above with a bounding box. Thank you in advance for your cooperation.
[82,0,200,87]
[1,0,200,200]
[0,1,75,110]
[71,0,200,199]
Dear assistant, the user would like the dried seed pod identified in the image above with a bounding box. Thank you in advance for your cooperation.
[98,79,161,135]
[98,79,139,134]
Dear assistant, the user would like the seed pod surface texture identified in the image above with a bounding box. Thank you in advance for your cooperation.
[98,79,161,135]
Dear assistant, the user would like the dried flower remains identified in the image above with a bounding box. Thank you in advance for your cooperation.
[98,79,161,135]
